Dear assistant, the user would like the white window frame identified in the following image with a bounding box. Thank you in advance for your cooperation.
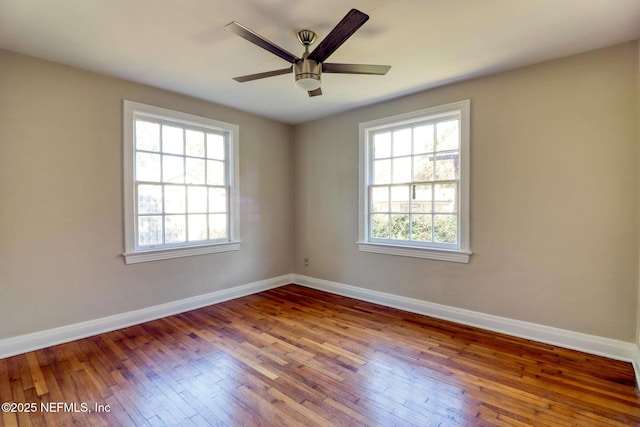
[358,100,471,263]
[122,100,241,264]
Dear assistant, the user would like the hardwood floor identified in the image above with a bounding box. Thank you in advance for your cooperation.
[1,284,638,426]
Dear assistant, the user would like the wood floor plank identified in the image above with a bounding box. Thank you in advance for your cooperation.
[1,284,638,426]
[23,353,47,397]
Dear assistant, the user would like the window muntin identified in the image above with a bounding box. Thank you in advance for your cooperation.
[123,101,240,264]
[359,100,470,262]
[134,120,229,249]
[368,115,461,248]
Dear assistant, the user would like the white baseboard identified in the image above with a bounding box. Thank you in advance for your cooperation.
[3,271,638,387]
[634,348,640,386]
[0,274,293,359]
[293,274,638,364]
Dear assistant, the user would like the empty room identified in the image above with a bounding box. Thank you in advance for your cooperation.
[1,1,640,425]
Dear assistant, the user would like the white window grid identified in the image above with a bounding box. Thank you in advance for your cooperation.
[367,115,461,250]
[133,116,230,250]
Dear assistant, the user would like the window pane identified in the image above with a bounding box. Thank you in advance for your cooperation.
[136,152,161,182]
[373,132,391,159]
[186,158,205,184]
[207,160,225,185]
[138,216,162,246]
[436,119,459,151]
[208,188,227,213]
[162,125,184,154]
[392,157,411,183]
[434,215,457,244]
[391,214,410,240]
[165,215,186,243]
[209,214,227,239]
[391,186,409,213]
[207,133,225,160]
[163,154,184,183]
[414,124,434,154]
[164,185,186,214]
[411,184,432,213]
[188,214,207,241]
[434,183,457,213]
[393,128,411,156]
[435,154,458,180]
[186,130,205,157]
[371,214,389,239]
[413,155,433,181]
[187,186,207,213]
[371,186,389,213]
[136,120,160,152]
[138,185,162,214]
[373,159,391,185]
[411,214,433,242]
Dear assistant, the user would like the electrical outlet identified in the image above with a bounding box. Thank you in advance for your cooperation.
[304,257,309,266]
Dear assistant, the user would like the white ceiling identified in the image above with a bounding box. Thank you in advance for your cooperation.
[1,0,639,124]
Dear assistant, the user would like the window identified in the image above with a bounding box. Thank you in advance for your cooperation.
[123,101,240,264]
[358,100,471,263]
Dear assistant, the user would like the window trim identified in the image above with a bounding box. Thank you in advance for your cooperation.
[122,100,241,264]
[358,100,471,263]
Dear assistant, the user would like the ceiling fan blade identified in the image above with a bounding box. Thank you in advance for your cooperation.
[308,88,322,97]
[308,9,369,63]
[233,67,293,82]
[226,21,300,64]
[323,63,391,75]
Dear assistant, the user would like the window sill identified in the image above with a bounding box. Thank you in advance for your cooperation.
[123,241,241,264]
[357,241,471,263]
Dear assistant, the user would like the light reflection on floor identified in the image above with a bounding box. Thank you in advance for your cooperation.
[362,348,470,425]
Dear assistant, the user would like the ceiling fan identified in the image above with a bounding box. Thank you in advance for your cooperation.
[225,9,391,97]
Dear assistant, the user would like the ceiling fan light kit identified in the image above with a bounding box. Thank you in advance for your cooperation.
[293,61,321,91]
[226,9,390,97]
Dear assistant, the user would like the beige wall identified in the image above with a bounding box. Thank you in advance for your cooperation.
[2,41,639,345]
[0,50,294,339]
[294,42,640,341]
[638,40,640,350]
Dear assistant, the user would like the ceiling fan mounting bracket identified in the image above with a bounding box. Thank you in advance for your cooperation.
[297,30,317,47]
